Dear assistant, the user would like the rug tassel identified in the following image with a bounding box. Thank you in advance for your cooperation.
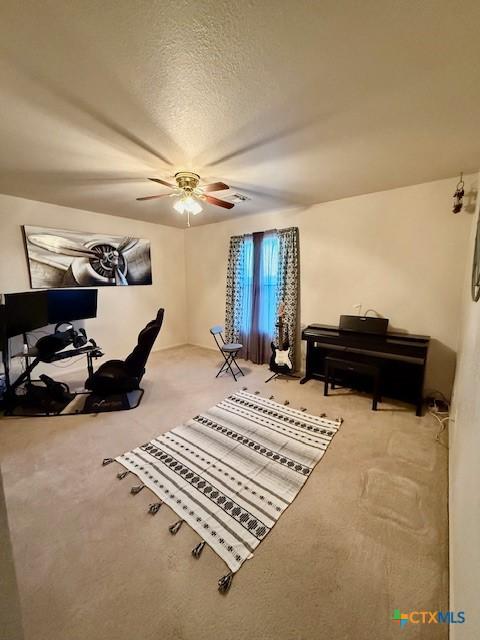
[218,571,234,594]
[117,470,130,480]
[130,484,145,495]
[148,502,163,515]
[102,457,115,466]
[242,386,248,391]
[284,400,290,406]
[169,519,184,535]
[300,407,307,412]
[320,413,326,418]
[269,395,274,400]
[192,540,206,558]
[254,390,260,395]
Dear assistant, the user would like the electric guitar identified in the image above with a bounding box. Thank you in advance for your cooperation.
[269,303,293,374]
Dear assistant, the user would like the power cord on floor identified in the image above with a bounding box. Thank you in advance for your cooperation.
[428,397,449,447]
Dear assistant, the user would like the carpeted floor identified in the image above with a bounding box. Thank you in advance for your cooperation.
[0,345,448,640]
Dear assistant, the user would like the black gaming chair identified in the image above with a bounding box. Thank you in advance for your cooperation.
[85,308,164,395]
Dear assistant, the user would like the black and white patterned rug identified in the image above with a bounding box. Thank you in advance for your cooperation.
[103,390,343,593]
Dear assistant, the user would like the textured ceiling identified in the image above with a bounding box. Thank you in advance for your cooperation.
[1,0,480,227]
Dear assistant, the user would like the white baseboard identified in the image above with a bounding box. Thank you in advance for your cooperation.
[186,342,217,352]
[154,342,190,352]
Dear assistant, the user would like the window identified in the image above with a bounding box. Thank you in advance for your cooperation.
[258,233,279,336]
[239,235,254,334]
[238,232,280,359]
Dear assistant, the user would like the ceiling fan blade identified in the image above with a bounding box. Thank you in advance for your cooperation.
[148,177,176,188]
[204,195,235,209]
[136,193,172,201]
[201,181,229,192]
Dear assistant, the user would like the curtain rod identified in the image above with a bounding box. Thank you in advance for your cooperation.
[229,226,298,240]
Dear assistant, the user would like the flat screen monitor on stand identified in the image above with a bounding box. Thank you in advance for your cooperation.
[0,289,99,411]
[3,289,97,338]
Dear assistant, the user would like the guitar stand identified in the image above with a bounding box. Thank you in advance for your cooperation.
[265,371,301,383]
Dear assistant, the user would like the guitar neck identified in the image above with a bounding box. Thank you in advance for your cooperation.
[277,317,285,344]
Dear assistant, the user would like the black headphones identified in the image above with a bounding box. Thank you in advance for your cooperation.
[36,323,87,360]
[54,322,88,348]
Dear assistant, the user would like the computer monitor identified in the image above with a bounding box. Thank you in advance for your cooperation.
[46,289,97,325]
[3,289,98,337]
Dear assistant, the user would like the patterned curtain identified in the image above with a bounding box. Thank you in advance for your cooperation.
[225,235,248,345]
[276,227,300,369]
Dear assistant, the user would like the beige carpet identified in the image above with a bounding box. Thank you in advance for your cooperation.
[0,345,448,640]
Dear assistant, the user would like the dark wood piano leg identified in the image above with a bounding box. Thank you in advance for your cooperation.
[324,361,330,396]
[416,367,426,416]
[372,370,379,411]
[301,341,315,385]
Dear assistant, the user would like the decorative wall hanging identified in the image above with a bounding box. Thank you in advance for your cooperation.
[23,226,152,289]
[452,172,465,214]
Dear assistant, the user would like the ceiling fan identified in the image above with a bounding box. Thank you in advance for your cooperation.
[136,171,234,224]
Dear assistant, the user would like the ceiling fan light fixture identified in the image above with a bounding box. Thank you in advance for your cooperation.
[190,199,203,215]
[173,195,202,215]
[173,198,185,214]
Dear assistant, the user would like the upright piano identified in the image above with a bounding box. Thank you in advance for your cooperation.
[300,316,430,415]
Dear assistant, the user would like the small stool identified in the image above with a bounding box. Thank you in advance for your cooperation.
[324,356,381,411]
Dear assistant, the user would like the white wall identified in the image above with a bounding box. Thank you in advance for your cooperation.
[449,171,480,638]
[185,176,476,398]
[0,176,475,398]
[0,193,187,379]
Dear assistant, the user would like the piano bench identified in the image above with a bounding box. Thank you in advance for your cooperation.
[324,356,381,411]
